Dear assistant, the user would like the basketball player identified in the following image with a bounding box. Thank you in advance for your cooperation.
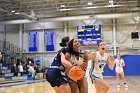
[46,36,72,93]
[61,38,89,93]
[88,41,115,93]
[115,54,128,88]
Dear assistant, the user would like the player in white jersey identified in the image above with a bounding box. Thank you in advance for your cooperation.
[61,38,89,93]
[115,54,128,88]
[88,41,115,93]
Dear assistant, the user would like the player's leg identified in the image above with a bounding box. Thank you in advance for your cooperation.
[53,87,61,93]
[46,75,61,93]
[46,69,67,93]
[77,77,88,93]
[120,72,128,88]
[53,70,71,93]
[59,83,71,93]
[94,79,109,93]
[116,73,121,88]
[69,82,80,93]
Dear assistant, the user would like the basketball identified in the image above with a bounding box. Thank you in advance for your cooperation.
[68,65,84,81]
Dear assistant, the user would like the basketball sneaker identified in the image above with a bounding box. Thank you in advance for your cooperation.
[117,84,120,88]
[124,84,128,88]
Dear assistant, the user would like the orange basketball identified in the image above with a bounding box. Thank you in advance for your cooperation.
[68,65,84,81]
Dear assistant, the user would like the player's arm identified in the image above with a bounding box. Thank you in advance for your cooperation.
[80,52,96,71]
[61,52,72,68]
[121,59,125,67]
[88,52,96,61]
[107,55,115,70]
[80,53,89,71]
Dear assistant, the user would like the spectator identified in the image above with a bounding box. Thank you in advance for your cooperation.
[28,64,35,78]
[35,64,41,73]
[18,61,24,76]
[11,63,18,77]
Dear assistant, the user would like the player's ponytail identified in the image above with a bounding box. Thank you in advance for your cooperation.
[59,36,70,47]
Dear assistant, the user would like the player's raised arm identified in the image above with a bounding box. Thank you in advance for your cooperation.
[88,52,96,61]
[107,55,115,70]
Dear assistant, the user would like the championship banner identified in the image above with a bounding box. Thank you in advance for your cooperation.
[28,32,38,52]
[45,31,55,51]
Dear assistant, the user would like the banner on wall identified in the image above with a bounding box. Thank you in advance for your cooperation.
[45,31,55,51]
[28,31,38,52]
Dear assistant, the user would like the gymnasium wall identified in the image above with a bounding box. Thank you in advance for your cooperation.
[103,55,140,76]
[0,20,137,53]
[0,25,19,47]
[0,19,139,69]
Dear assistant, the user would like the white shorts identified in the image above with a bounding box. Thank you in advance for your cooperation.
[90,72,103,83]
[116,68,124,73]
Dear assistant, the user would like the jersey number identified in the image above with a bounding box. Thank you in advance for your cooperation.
[99,64,104,69]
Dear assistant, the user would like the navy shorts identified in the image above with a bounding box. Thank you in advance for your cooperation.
[46,68,68,87]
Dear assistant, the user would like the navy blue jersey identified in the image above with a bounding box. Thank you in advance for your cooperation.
[51,47,69,66]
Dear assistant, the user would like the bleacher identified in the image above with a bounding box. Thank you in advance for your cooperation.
[0,40,45,84]
[0,40,32,84]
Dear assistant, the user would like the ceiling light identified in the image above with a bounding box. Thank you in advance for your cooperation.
[109,0,114,5]
[88,2,92,5]
[61,5,65,8]
[106,4,125,7]
[15,12,20,15]
[59,8,73,11]
[11,10,16,13]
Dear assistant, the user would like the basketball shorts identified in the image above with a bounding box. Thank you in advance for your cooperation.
[90,73,103,83]
[116,68,124,73]
[46,68,68,87]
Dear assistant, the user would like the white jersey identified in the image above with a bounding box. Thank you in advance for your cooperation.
[115,58,124,73]
[18,65,24,72]
[92,51,108,74]
[70,55,83,65]
[69,54,84,81]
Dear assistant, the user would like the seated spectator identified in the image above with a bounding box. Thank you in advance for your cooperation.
[11,64,18,77]
[35,64,42,73]
[18,61,24,76]
[28,64,35,78]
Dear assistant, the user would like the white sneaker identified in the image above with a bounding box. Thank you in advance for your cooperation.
[117,84,120,88]
[124,84,128,88]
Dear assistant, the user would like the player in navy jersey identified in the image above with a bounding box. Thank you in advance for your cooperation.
[46,36,72,93]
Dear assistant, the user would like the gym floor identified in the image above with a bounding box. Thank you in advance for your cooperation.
[0,76,140,93]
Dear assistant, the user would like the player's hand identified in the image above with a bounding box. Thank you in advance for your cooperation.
[65,65,73,74]
[108,55,115,70]
[110,55,114,62]
[60,52,64,56]
[83,54,88,62]
[91,52,96,60]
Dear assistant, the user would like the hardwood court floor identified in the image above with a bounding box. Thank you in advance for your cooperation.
[0,76,140,93]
